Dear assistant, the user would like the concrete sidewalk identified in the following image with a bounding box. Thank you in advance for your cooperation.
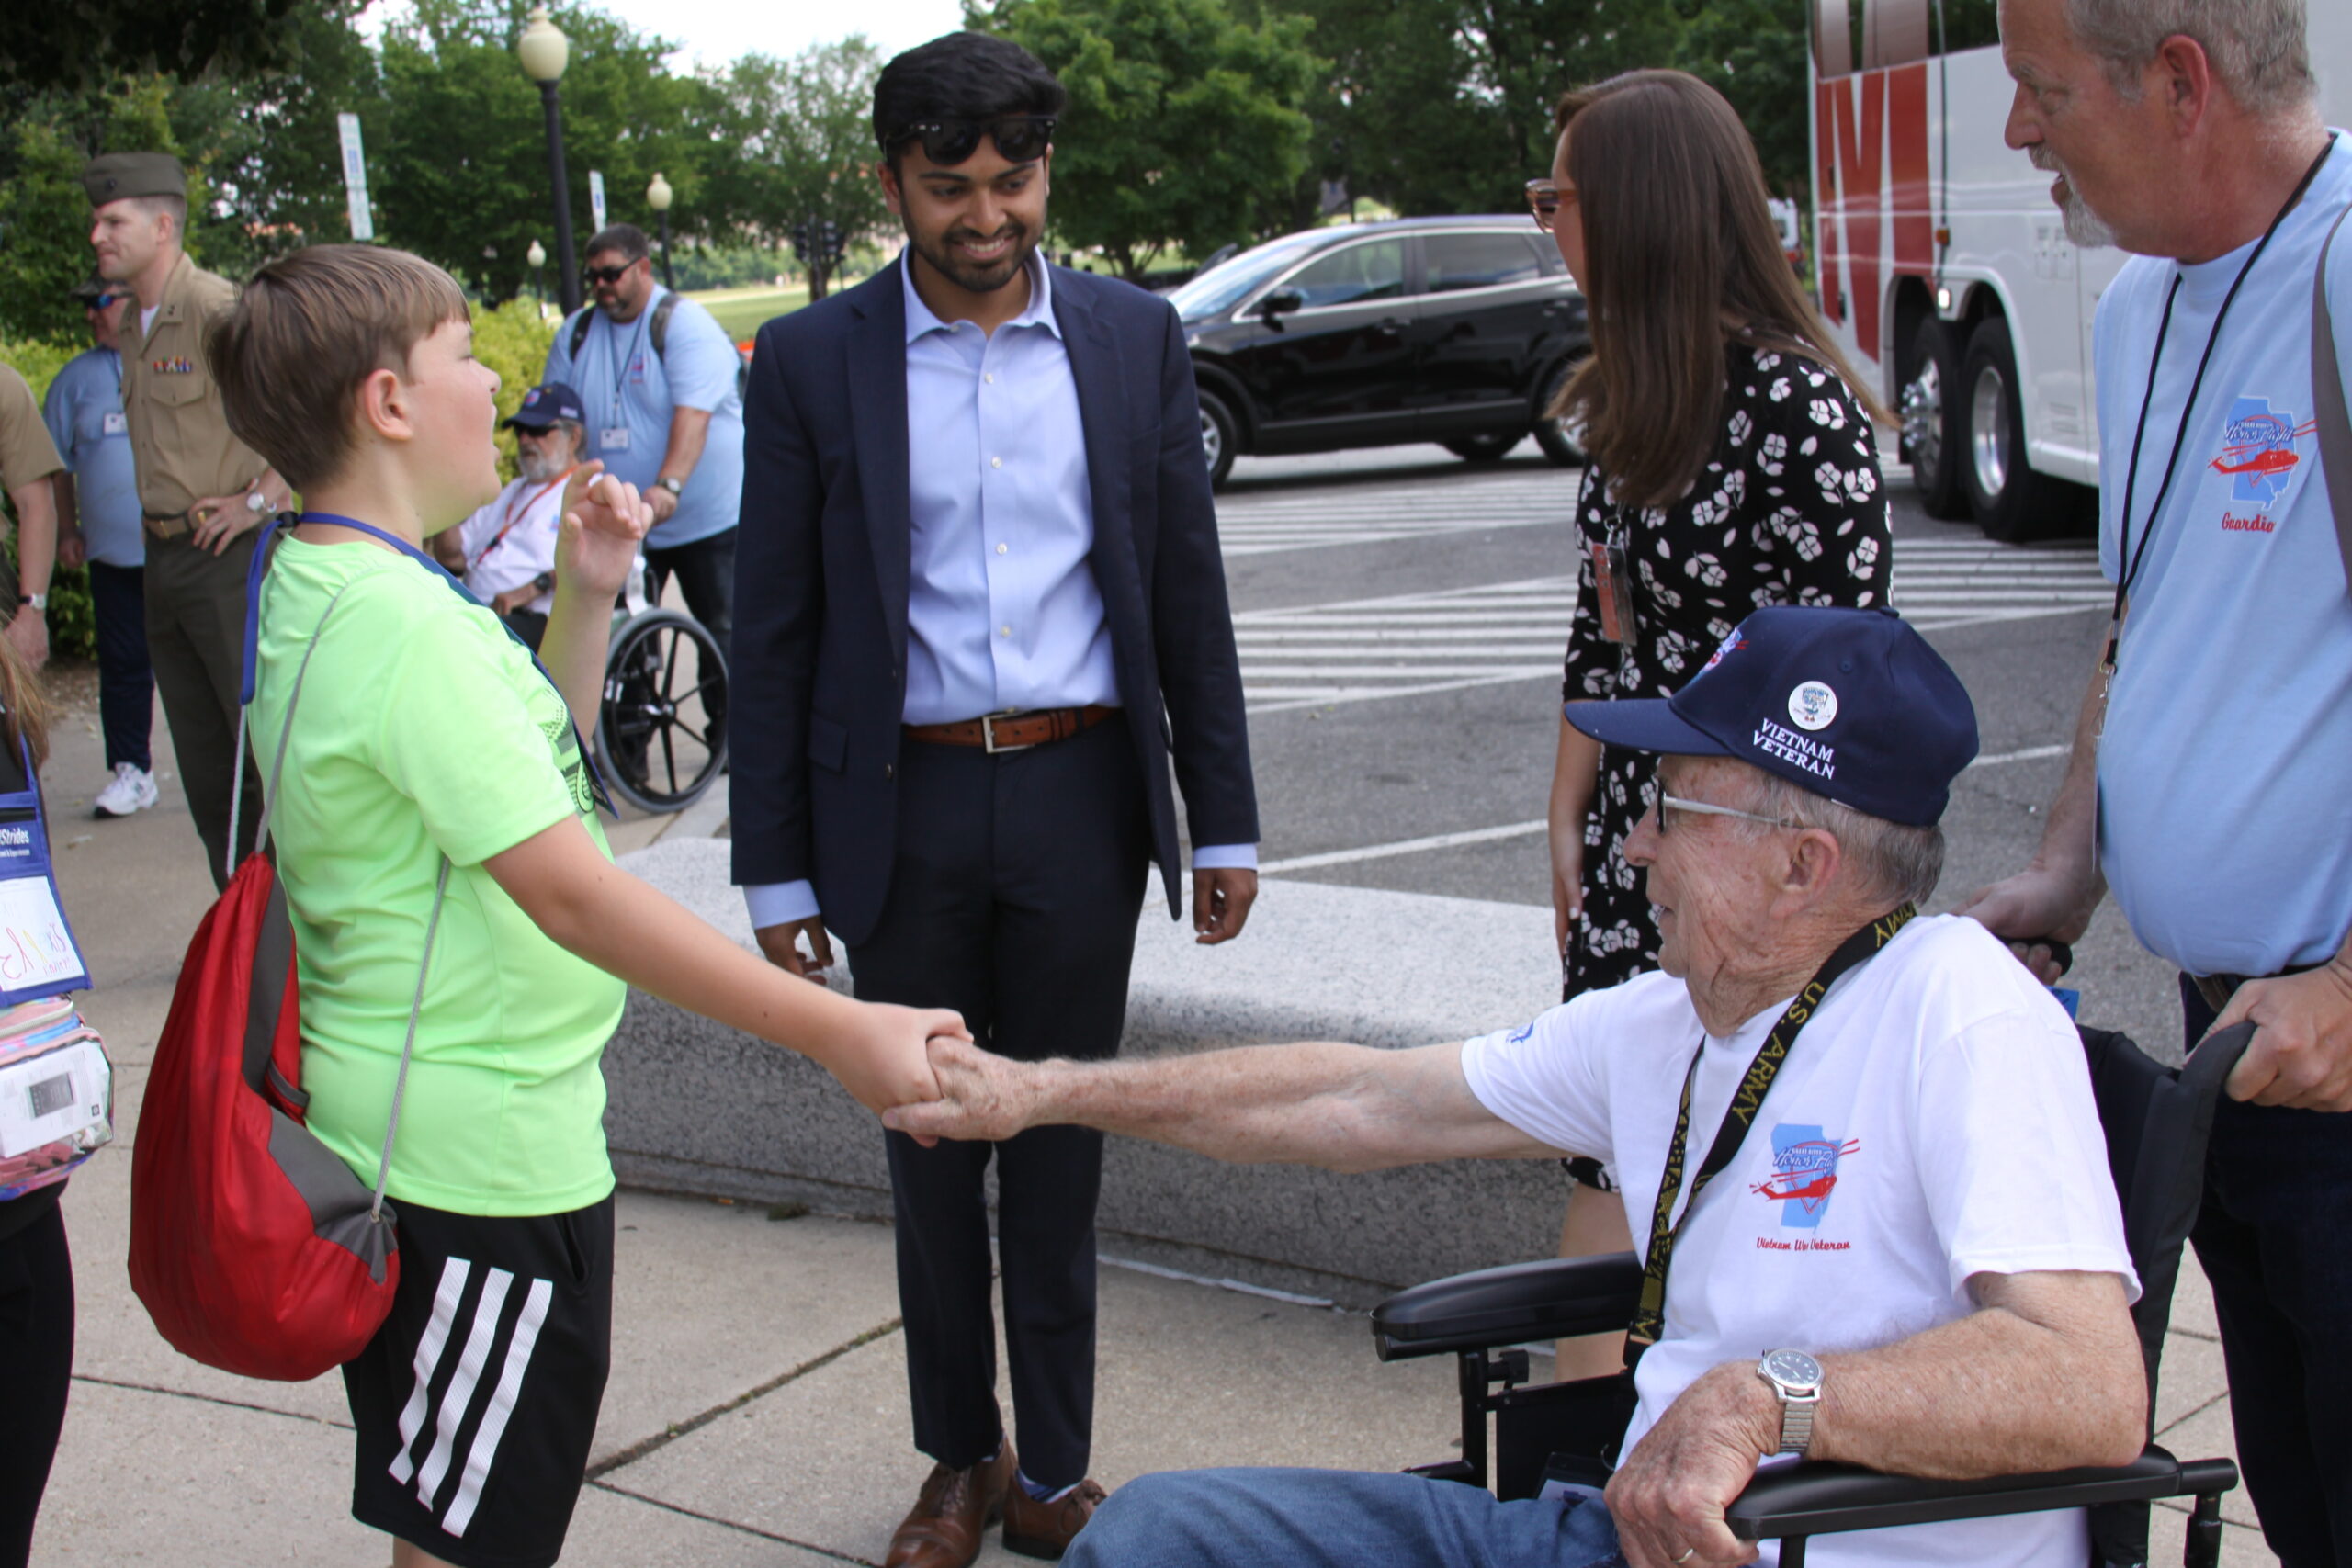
[29,684,2271,1565]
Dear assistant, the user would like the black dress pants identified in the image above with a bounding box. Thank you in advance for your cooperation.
[850,717,1151,1490]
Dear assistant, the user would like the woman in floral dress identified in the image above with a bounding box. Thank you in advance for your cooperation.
[1531,69,1894,1374]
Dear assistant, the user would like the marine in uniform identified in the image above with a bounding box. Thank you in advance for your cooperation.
[0,363,63,672]
[85,152,287,887]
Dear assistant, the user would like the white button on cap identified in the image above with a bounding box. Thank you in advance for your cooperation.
[990,456,1003,468]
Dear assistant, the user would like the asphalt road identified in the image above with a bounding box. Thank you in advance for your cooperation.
[1216,436,2189,1060]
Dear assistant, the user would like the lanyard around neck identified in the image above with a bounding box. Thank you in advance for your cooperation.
[471,468,577,572]
[2105,134,2336,675]
[1624,902,1918,1361]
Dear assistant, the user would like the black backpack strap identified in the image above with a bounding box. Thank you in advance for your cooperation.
[649,291,678,362]
[567,306,594,363]
[2312,198,2352,595]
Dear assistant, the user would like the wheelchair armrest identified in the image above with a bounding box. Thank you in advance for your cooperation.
[1372,1253,1643,1361]
[1724,1446,2239,1540]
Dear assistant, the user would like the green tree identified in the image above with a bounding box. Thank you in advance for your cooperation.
[373,0,719,304]
[970,0,1323,281]
[699,39,891,300]
[0,76,188,342]
[1672,0,1811,199]
[1258,0,1681,220]
[0,0,313,97]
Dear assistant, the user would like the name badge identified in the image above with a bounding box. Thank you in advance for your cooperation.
[1589,536,1636,646]
[599,426,632,452]
[101,412,128,436]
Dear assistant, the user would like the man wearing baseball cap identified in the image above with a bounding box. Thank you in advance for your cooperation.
[425,381,588,651]
[886,607,2149,1568]
[85,150,286,886]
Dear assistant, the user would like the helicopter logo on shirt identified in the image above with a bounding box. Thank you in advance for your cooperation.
[2211,398,2313,506]
[1755,1124,1859,1229]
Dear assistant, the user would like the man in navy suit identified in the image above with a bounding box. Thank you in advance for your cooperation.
[729,33,1261,1568]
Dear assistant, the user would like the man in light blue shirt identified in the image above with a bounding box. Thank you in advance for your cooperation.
[42,275,156,818]
[543,222,743,653]
[1962,2,2352,1560]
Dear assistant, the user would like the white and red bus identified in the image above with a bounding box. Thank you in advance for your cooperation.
[1808,0,2351,539]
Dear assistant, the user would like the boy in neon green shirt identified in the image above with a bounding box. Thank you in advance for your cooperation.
[212,244,962,1568]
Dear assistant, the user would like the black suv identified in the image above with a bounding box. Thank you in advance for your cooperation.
[1167,215,1589,487]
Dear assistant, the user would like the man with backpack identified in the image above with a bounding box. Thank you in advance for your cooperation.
[542,223,742,655]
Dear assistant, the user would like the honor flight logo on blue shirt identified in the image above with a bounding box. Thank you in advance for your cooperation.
[2211,395,2315,509]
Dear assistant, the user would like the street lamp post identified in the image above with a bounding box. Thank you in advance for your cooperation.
[646,172,675,291]
[517,6,580,317]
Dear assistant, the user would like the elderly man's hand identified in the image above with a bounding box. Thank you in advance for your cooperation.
[2216,959,2352,1111]
[1604,1361,1776,1568]
[883,1038,1036,1146]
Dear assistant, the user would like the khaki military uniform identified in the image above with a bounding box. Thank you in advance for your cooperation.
[122,251,266,889]
[0,364,64,608]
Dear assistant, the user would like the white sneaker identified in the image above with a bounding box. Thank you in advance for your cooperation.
[94,762,158,818]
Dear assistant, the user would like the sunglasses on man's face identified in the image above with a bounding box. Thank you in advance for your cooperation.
[584,263,639,286]
[887,115,1056,169]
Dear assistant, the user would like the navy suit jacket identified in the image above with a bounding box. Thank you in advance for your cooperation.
[729,259,1260,950]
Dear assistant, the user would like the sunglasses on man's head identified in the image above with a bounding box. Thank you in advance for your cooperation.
[583,263,639,286]
[886,115,1056,168]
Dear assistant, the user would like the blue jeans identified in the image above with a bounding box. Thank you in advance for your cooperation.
[1066,1469,1626,1568]
[2182,976,2352,1568]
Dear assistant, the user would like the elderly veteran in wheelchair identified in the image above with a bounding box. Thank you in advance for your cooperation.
[886,607,2156,1568]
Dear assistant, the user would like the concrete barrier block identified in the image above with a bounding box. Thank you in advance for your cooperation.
[605,838,1584,1293]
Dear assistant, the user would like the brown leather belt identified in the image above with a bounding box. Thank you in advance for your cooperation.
[2192,964,2317,1015]
[904,705,1117,753]
[142,511,191,540]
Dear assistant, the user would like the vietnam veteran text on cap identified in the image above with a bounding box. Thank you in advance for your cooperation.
[83,152,187,207]
[1565,605,1980,827]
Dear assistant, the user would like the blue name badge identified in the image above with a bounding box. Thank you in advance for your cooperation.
[2050,987,2082,1020]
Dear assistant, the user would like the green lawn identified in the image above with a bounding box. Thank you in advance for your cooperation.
[689,285,811,342]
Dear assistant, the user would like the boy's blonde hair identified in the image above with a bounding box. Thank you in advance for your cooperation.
[208,244,470,491]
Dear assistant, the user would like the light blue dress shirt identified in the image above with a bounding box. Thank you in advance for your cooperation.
[742,254,1253,931]
[41,347,143,569]
[543,285,745,550]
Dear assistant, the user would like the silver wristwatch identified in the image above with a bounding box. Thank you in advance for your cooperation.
[244,487,271,514]
[1757,1348,1824,1455]
[655,475,684,497]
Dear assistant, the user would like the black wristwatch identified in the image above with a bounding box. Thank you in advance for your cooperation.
[533,571,556,593]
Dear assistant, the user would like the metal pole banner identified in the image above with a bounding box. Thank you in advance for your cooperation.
[337,113,375,243]
[588,169,607,235]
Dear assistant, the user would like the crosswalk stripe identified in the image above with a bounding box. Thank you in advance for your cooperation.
[1237,538,2110,712]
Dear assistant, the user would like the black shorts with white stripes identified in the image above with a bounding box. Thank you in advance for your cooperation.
[343,1195,615,1568]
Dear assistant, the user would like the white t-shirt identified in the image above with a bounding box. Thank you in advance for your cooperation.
[1461,915,2136,1568]
[453,472,568,616]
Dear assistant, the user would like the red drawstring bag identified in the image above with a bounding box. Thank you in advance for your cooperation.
[130,549,447,1381]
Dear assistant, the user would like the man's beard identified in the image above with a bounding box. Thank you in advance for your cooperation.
[909,216,1035,295]
[2030,146,2117,249]
[518,445,570,483]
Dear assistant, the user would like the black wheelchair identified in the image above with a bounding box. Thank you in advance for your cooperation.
[595,604,727,814]
[1371,1022,2254,1567]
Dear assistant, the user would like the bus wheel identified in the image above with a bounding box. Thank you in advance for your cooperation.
[1900,318,1969,520]
[1960,318,2071,544]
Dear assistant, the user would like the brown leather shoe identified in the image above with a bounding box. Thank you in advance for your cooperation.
[1002,1477,1109,1560]
[884,1446,1016,1568]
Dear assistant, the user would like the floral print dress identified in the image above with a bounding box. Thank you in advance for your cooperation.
[1561,342,1893,1000]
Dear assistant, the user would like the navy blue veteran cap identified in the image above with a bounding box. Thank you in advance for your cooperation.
[1566,606,1979,826]
[503,381,584,430]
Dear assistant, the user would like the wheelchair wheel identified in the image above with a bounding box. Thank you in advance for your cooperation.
[596,608,728,814]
